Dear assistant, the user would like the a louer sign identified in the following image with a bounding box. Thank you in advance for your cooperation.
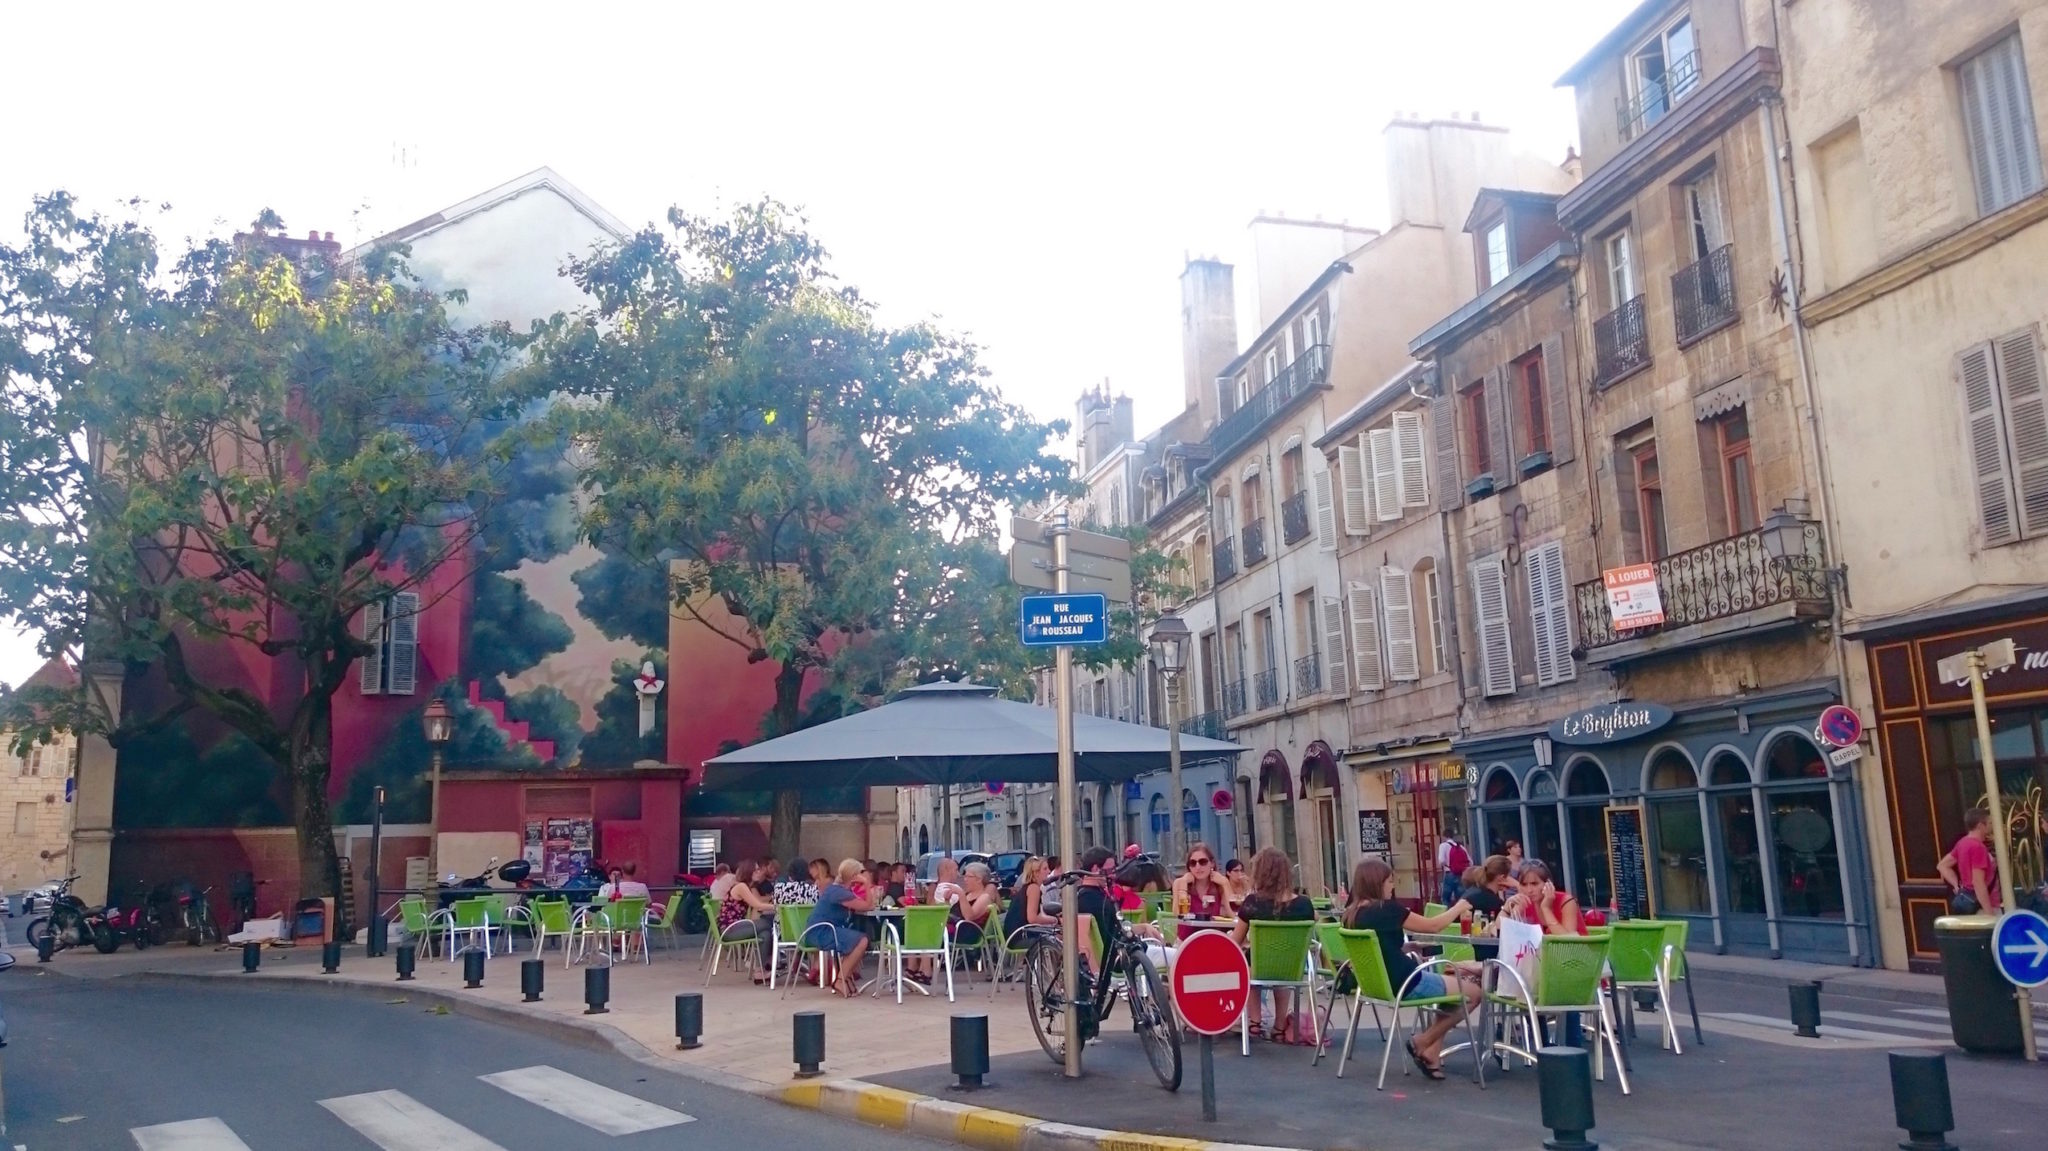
[1548,701,1676,746]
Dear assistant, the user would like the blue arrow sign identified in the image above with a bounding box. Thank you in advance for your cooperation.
[1020,593,1109,647]
[1993,909,2048,988]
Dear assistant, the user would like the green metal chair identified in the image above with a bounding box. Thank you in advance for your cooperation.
[476,892,515,954]
[1140,891,1173,924]
[882,904,956,1003]
[705,908,766,985]
[392,896,446,958]
[528,898,572,956]
[446,897,497,959]
[570,895,649,966]
[1424,901,1448,919]
[1318,927,1481,1087]
[1487,933,1630,1094]
[770,904,833,993]
[647,891,683,952]
[1610,919,1700,1049]
[1312,920,1384,1047]
[695,893,724,967]
[1241,920,1319,1056]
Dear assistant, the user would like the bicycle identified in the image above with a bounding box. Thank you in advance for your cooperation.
[1020,871,1181,1090]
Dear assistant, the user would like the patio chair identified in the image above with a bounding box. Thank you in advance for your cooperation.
[705,913,765,985]
[1609,919,1700,1050]
[569,896,649,967]
[989,922,1051,997]
[1140,891,1173,924]
[476,893,515,954]
[445,897,498,959]
[882,904,956,1003]
[608,895,650,964]
[392,896,447,959]
[1312,920,1384,1048]
[1321,928,1485,1089]
[527,897,572,956]
[1487,933,1630,1095]
[1240,919,1319,1056]
[648,892,683,952]
[770,904,834,994]
[695,893,723,967]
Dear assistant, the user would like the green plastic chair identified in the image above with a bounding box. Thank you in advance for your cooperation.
[1424,902,1448,919]
[447,897,496,958]
[705,904,767,985]
[1242,920,1319,1056]
[695,893,723,966]
[393,896,444,957]
[648,891,683,952]
[882,904,956,1003]
[1140,891,1173,924]
[771,904,833,992]
[1610,919,1699,1049]
[1488,933,1629,1094]
[608,895,650,964]
[528,898,572,957]
[571,895,649,966]
[1321,928,1480,1088]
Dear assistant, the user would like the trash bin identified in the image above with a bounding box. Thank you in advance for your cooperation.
[1933,914,2025,1054]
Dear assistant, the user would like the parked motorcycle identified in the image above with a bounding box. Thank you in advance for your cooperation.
[24,876,118,954]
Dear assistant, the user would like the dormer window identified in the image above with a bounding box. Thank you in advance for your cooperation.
[1623,13,1700,138]
[1484,219,1510,286]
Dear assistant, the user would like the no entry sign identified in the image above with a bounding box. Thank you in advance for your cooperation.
[1171,930,1250,1036]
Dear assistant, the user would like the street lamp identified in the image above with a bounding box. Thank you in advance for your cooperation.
[422,698,453,882]
[1757,505,1810,566]
[1150,613,1192,872]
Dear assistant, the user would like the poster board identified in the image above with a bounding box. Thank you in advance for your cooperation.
[1603,804,1653,921]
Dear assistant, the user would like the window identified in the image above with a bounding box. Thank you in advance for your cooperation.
[1092,679,1110,718]
[1303,310,1322,351]
[1714,408,1758,534]
[1381,565,1420,683]
[1293,589,1320,665]
[1234,374,1251,409]
[1471,556,1516,696]
[1193,534,1212,593]
[1282,327,1296,369]
[1959,328,2048,546]
[1959,34,2045,218]
[1109,486,1123,528]
[1514,350,1549,459]
[1264,349,1280,385]
[1242,473,1263,527]
[1484,219,1510,286]
[1419,559,1447,677]
[1681,170,1725,262]
[25,745,43,776]
[1393,409,1430,508]
[1647,751,1708,914]
[1462,381,1492,477]
[358,592,420,696]
[1631,14,1700,132]
[1214,486,1235,540]
[1525,540,1576,687]
[1346,581,1385,691]
[1632,440,1670,561]
[1603,229,1636,309]
[1280,445,1305,498]
[13,802,33,837]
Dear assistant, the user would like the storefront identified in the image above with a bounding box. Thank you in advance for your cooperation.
[1344,743,1466,904]
[1866,608,2048,970]
[1457,684,1879,966]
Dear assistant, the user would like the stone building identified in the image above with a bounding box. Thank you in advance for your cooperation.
[1,658,78,891]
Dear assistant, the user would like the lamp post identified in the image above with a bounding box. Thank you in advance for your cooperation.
[422,698,453,881]
[1151,614,1192,872]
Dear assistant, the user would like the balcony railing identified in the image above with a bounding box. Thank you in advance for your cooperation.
[1618,49,1702,140]
[1242,518,1269,566]
[1180,710,1225,742]
[1222,678,1248,718]
[1281,490,1311,545]
[1213,536,1238,585]
[1572,519,1834,652]
[1253,667,1281,710]
[1293,653,1323,696]
[1593,295,1651,387]
[1672,244,1737,346]
[1208,344,1330,459]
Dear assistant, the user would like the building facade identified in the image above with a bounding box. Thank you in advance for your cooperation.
[2,659,79,891]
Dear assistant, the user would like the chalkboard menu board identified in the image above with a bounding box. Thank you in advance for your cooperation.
[1603,804,1653,921]
[1357,809,1391,855]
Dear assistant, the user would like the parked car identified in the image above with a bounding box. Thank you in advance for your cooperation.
[911,850,988,888]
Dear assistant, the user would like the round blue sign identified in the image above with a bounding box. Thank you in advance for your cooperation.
[1992,909,2048,989]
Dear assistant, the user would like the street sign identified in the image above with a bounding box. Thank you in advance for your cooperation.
[1020,593,1109,647]
[1012,516,1132,560]
[1171,930,1250,1036]
[1008,539,1133,603]
[1993,909,2048,989]
[1817,705,1864,749]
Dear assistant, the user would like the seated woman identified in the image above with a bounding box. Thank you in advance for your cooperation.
[805,858,878,998]
[953,861,999,952]
[1171,842,1232,940]
[1457,854,1515,919]
[1001,856,1058,945]
[1230,847,1317,1044]
[715,860,778,984]
[1501,860,1584,935]
[1342,859,1483,1080]
[1223,858,1251,906]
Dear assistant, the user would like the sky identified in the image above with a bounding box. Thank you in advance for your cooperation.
[0,0,1642,686]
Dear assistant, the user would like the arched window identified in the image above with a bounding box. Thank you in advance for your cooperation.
[1766,736,1828,781]
[1148,792,1169,853]
[1182,788,1201,838]
[1483,768,1521,803]
[1480,766,1521,855]
[1080,796,1095,850]
[1030,818,1053,857]
[1761,734,1845,920]
[1168,547,1188,600]
[1565,760,1610,796]
[1646,749,1707,913]
[1214,487,1236,539]
[1524,770,1563,875]
[901,828,912,860]
[1707,751,1751,787]
[1706,750,1763,914]
[918,825,930,856]
[1562,759,1612,906]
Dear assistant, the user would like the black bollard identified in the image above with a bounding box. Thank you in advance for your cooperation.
[950,1013,990,1089]
[242,941,261,973]
[584,964,610,1014]
[463,948,485,989]
[395,942,417,982]
[368,916,388,959]
[1536,1046,1598,1151]
[676,992,703,1050]
[793,1010,826,1078]
[1889,1050,1960,1151]
[521,958,544,1002]
[36,930,54,963]
[1788,980,1823,1038]
[322,940,342,974]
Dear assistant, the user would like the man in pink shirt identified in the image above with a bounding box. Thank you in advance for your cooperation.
[1938,808,2000,914]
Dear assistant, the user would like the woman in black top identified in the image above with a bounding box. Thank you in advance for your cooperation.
[1229,847,1317,1044]
[1457,854,1515,918]
[1342,859,1482,1079]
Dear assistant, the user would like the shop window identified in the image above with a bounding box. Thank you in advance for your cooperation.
[1647,750,1710,914]
[1030,818,1052,857]
[1714,789,1767,914]
[1707,751,1751,787]
[1562,760,1612,907]
[1929,709,2046,893]
[1565,759,1609,796]
[1763,736,1847,920]
[1765,737,1828,781]
[1483,768,1520,803]
[918,825,930,855]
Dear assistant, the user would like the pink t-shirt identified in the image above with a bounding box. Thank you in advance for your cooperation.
[1953,834,2000,907]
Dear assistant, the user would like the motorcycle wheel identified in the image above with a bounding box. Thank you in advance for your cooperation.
[25,916,52,950]
[92,920,121,953]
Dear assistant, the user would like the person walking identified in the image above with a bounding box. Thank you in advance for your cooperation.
[1436,834,1471,905]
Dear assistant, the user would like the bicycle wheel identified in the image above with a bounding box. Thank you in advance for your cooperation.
[1021,935,1068,1066]
[1126,952,1182,1091]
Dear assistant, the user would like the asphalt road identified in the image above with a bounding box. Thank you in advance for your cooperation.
[0,971,949,1150]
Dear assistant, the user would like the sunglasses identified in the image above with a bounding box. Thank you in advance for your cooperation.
[1188,857,1213,867]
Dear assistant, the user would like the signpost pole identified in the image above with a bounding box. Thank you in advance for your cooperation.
[1966,649,2038,1062]
[1199,1034,1216,1121]
[1166,673,1184,876]
[1054,512,1082,1080]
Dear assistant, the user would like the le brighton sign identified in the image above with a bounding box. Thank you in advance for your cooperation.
[1548,701,1676,746]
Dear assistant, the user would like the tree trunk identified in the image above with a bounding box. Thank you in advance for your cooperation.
[290,692,342,910]
[766,662,806,862]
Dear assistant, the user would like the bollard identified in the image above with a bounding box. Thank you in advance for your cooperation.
[1889,1050,1960,1151]
[368,916,388,958]
[1536,1046,1598,1151]
[242,941,261,973]
[1788,980,1823,1038]
[36,930,54,963]
[521,958,544,1002]
[676,992,703,1050]
[395,942,417,982]
[950,1013,990,1089]
[463,948,486,989]
[793,1011,826,1078]
[584,964,610,1014]
[322,940,342,974]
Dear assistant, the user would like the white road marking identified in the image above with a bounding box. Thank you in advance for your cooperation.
[131,1118,254,1151]
[1703,1011,1949,1046]
[318,1090,507,1151]
[1180,972,1245,994]
[1820,1010,1956,1035]
[479,1066,693,1135]
[1897,1008,1953,1019]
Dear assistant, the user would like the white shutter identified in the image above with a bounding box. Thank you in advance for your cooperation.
[386,592,420,696]
[1472,558,1516,697]
[1393,410,1430,508]
[358,600,384,695]
[1380,566,1420,683]
[1338,443,1371,535]
[1995,327,2048,538]
[1312,467,1338,551]
[1321,594,1348,695]
[1346,582,1385,691]
[1356,433,1380,523]
[1370,427,1400,522]
[1962,36,2045,216]
[1960,342,2019,546]
[1526,541,1577,687]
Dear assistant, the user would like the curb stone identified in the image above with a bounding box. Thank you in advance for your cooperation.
[126,970,1309,1151]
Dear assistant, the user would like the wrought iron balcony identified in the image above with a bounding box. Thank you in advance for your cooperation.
[1571,519,1834,660]
[1213,536,1237,585]
[1617,49,1702,141]
[1253,666,1281,710]
[1593,295,1650,387]
[1242,518,1269,566]
[1673,244,1737,346]
[1281,490,1311,545]
[1207,344,1330,459]
[1180,710,1225,741]
[1293,653,1323,696]
[1222,678,1248,718]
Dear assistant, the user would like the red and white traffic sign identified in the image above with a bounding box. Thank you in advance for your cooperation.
[1817,705,1864,749]
[1171,929,1251,1036]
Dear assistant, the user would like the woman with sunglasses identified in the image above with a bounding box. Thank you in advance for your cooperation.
[1170,843,1233,941]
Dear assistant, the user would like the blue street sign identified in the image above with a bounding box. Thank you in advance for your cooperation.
[1993,908,2048,988]
[1020,593,1109,647]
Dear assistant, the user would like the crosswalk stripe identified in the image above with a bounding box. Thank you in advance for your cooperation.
[1706,1011,1946,1043]
[1897,1008,1953,1019]
[1821,1010,1956,1035]
[131,1118,254,1151]
[479,1065,694,1135]
[319,1090,507,1151]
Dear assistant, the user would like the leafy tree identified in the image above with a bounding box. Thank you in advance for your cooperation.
[0,196,515,902]
[506,683,582,764]
[570,548,673,650]
[519,200,1068,859]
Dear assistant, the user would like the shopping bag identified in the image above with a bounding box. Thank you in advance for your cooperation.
[1497,917,1545,995]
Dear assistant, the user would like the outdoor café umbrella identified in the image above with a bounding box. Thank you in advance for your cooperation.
[697,680,1244,790]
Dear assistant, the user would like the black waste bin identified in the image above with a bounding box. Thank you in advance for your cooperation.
[1934,914,2025,1054]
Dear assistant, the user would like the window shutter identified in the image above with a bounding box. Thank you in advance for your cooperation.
[386,592,420,696]
[1322,594,1349,695]
[1432,388,1464,510]
[1346,582,1385,691]
[1526,541,1577,687]
[1472,557,1516,696]
[358,600,384,695]
[1484,367,1515,487]
[1995,327,2048,538]
[1338,443,1372,534]
[1960,341,2019,546]
[1312,466,1339,551]
[1541,335,1574,465]
[1364,427,1397,522]
[1394,410,1430,507]
[1380,565,1420,682]
[1962,36,2045,216]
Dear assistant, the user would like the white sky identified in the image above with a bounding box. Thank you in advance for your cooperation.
[0,0,1641,686]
